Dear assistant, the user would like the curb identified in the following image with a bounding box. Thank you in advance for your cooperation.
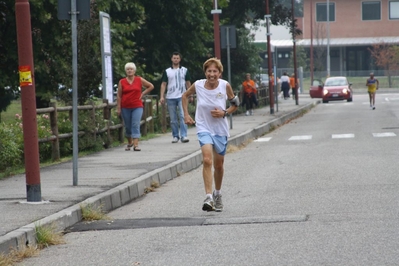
[0,100,318,254]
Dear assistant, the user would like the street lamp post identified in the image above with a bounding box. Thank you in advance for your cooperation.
[265,0,274,114]
[310,0,314,84]
[211,0,222,59]
[292,0,298,105]
[327,0,330,77]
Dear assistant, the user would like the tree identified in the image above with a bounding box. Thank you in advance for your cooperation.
[0,0,300,109]
[131,0,214,91]
[312,22,326,75]
[0,0,146,106]
[0,88,13,122]
[288,45,309,72]
[369,42,399,88]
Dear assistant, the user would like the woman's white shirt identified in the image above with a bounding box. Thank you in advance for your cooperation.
[194,79,230,137]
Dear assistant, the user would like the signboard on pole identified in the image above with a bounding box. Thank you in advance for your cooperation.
[220,25,236,49]
[57,0,90,20]
[100,12,114,102]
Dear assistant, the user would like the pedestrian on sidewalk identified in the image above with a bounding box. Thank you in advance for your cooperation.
[160,52,192,143]
[182,57,239,212]
[117,62,154,151]
[289,73,299,99]
[366,72,379,110]
[241,73,258,116]
[280,72,290,100]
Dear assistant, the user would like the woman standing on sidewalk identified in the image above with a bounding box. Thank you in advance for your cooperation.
[117,62,154,151]
[182,58,239,212]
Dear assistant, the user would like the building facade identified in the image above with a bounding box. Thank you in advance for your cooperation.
[255,0,399,75]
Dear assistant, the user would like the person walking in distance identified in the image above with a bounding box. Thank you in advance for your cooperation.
[366,72,379,110]
[160,52,191,143]
[280,72,290,100]
[289,73,297,100]
[241,73,258,116]
[117,62,154,151]
[182,58,239,212]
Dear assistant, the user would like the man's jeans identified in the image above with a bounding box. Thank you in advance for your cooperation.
[166,97,187,139]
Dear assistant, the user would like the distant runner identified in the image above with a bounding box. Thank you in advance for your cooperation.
[366,72,379,110]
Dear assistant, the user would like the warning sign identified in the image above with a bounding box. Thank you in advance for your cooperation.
[19,65,32,86]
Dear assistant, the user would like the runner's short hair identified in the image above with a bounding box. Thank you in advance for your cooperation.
[203,58,223,73]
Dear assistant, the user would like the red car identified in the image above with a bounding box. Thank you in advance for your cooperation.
[309,76,353,103]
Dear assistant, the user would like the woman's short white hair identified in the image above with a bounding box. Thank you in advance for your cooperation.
[125,62,136,71]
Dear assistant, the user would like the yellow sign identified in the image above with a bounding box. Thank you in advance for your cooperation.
[19,65,32,86]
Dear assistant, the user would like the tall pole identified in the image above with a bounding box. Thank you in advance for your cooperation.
[212,0,222,59]
[292,0,298,105]
[310,0,314,83]
[326,0,330,77]
[15,0,42,202]
[71,0,79,185]
[266,0,274,114]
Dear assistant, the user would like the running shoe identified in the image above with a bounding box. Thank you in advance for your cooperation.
[202,196,215,211]
[213,191,223,212]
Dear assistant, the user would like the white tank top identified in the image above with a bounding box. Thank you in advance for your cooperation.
[194,79,230,137]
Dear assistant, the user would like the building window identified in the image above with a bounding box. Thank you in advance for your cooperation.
[362,1,381,21]
[390,1,399,19]
[316,3,335,22]
[330,50,339,58]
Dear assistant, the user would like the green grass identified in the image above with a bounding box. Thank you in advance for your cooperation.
[35,223,65,249]
[80,203,110,221]
[0,100,22,123]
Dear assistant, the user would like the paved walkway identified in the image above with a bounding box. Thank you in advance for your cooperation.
[0,96,317,254]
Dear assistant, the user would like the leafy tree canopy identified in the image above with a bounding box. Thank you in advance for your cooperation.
[0,0,299,108]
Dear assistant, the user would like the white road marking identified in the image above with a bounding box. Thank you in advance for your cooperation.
[372,132,396,137]
[254,137,272,142]
[289,135,312,141]
[332,134,355,139]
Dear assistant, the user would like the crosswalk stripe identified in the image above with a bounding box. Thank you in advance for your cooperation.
[332,134,355,139]
[289,135,312,141]
[254,137,272,142]
[256,132,399,142]
[372,132,396,137]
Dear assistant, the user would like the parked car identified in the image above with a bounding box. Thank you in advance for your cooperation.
[309,76,353,103]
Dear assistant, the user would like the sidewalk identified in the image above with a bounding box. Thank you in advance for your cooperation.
[0,96,318,254]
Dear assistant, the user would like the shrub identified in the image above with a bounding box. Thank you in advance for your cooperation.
[0,122,23,170]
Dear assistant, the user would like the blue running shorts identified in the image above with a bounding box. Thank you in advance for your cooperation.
[197,132,228,156]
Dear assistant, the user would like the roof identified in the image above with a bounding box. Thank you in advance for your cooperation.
[254,36,399,49]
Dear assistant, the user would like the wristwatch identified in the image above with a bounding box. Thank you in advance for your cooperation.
[223,110,228,118]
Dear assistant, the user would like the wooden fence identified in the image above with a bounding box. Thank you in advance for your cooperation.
[36,95,161,161]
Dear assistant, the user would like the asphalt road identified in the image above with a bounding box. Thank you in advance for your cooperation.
[18,93,399,266]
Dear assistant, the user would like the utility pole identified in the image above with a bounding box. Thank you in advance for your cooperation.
[265,0,274,114]
[211,0,222,59]
[327,0,330,77]
[310,0,314,83]
[15,0,42,202]
[292,0,298,105]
